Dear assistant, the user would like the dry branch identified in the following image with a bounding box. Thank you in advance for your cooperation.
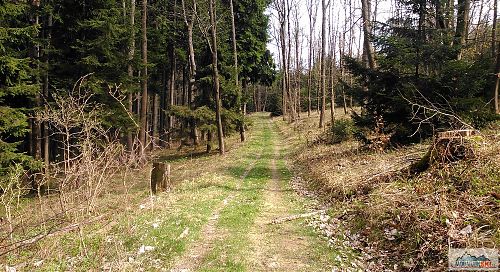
[268,210,325,225]
[0,214,105,257]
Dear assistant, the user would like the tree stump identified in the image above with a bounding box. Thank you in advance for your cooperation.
[151,162,171,194]
[410,129,480,173]
[432,129,478,162]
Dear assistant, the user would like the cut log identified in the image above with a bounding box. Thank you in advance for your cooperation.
[151,162,171,194]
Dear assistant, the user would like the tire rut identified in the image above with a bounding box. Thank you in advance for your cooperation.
[169,153,261,272]
[247,121,312,271]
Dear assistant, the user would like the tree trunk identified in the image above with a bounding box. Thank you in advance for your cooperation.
[416,0,425,76]
[43,13,53,169]
[294,9,301,118]
[209,0,225,155]
[151,93,159,149]
[206,130,212,153]
[127,0,136,151]
[306,0,317,118]
[281,22,288,120]
[33,13,42,162]
[361,0,377,69]
[340,31,348,115]
[319,0,328,128]
[435,0,445,29]
[454,0,471,60]
[330,27,336,124]
[168,46,176,148]
[229,0,245,142]
[286,0,295,121]
[182,0,199,145]
[494,39,500,114]
[492,0,498,57]
[139,0,148,150]
[275,0,289,120]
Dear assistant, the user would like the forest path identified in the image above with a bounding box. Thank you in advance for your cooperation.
[167,113,333,271]
[99,113,334,271]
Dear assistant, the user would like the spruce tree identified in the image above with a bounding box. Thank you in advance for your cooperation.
[0,1,40,177]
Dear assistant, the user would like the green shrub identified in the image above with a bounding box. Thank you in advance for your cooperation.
[328,119,357,144]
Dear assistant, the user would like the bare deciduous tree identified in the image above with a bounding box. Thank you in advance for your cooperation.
[361,0,377,69]
[319,0,331,128]
[209,0,225,154]
[306,0,318,117]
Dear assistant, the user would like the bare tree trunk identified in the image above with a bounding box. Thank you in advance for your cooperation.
[286,0,295,121]
[415,0,425,76]
[329,14,336,124]
[454,0,471,60]
[319,0,329,128]
[307,0,318,118]
[43,14,53,168]
[361,0,377,69]
[493,0,498,57]
[151,93,159,149]
[495,39,500,114]
[209,0,225,155]
[206,131,212,153]
[229,0,245,142]
[294,8,301,118]
[316,38,321,113]
[30,10,42,190]
[167,46,176,148]
[182,0,199,145]
[33,13,42,163]
[340,31,348,114]
[139,0,148,150]
[127,0,136,151]
[277,0,288,120]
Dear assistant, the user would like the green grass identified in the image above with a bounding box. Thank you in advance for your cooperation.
[195,118,272,271]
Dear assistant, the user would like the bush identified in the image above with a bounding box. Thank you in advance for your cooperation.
[328,119,357,144]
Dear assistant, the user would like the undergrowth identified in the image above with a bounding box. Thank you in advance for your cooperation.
[276,112,500,271]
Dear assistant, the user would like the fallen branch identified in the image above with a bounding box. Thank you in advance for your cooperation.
[268,210,326,225]
[0,214,106,257]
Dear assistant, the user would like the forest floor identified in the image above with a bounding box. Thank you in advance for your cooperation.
[3,113,338,271]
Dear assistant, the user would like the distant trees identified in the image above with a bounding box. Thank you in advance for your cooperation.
[266,0,498,142]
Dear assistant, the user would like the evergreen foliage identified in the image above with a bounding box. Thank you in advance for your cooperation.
[0,1,39,177]
[345,0,499,145]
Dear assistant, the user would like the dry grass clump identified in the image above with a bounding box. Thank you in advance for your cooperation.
[295,142,427,199]
[278,114,500,270]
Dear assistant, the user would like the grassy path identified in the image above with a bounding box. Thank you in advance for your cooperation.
[26,113,334,271]
[166,114,334,271]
